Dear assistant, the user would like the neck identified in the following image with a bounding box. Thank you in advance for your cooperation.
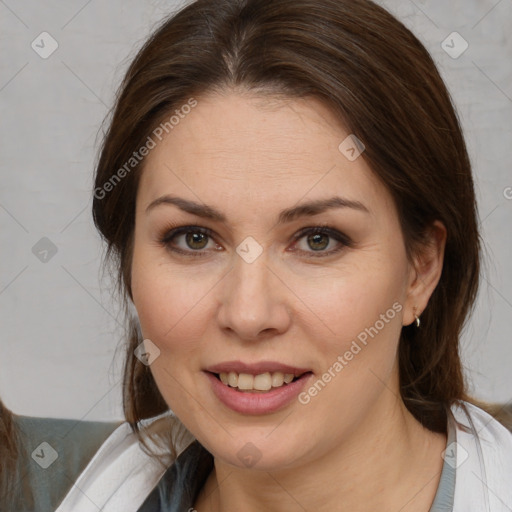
[195,386,447,512]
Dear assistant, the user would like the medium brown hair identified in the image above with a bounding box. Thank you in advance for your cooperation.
[0,399,18,507]
[91,0,507,451]
[0,399,33,510]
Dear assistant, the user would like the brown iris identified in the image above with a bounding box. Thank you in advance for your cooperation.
[307,233,329,251]
[186,232,209,250]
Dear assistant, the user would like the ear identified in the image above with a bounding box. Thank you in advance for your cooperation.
[403,220,447,326]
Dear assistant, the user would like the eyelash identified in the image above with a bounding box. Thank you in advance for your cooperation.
[157,223,353,259]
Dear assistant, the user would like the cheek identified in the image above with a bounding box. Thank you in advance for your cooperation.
[130,258,214,420]
[290,251,407,424]
[290,255,407,410]
[292,253,407,353]
[130,247,217,359]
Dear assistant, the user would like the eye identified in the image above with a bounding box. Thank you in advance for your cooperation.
[289,226,352,257]
[158,224,352,258]
[158,225,221,257]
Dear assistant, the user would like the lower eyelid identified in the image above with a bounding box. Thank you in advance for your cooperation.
[290,238,347,257]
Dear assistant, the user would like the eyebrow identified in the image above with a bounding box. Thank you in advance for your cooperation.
[145,194,370,224]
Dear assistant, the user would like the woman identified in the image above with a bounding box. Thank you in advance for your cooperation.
[52,0,512,510]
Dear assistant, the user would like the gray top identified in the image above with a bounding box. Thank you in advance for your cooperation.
[429,408,457,511]
[5,415,120,512]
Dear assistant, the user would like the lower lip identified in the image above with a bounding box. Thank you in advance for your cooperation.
[204,371,313,415]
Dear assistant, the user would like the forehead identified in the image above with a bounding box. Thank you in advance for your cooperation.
[137,91,389,215]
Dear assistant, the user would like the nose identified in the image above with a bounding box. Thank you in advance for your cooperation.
[216,250,292,341]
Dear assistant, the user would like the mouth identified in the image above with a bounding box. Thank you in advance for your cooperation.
[204,360,313,401]
[204,365,314,414]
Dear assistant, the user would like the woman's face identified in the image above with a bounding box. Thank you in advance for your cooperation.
[131,91,420,469]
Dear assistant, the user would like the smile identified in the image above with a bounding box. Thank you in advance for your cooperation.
[204,364,313,414]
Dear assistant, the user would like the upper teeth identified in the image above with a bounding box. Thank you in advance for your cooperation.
[219,371,296,391]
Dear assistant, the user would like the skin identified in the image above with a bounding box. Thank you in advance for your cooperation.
[130,89,448,512]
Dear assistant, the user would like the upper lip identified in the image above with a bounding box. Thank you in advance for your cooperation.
[205,360,311,376]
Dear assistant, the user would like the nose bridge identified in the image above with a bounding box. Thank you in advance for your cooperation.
[236,250,271,297]
[217,248,290,339]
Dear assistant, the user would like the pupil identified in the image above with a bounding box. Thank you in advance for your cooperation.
[186,232,208,249]
[308,233,328,251]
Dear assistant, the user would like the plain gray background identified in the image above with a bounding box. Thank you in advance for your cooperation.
[1,0,511,421]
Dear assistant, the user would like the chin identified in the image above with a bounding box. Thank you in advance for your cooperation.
[205,431,315,471]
